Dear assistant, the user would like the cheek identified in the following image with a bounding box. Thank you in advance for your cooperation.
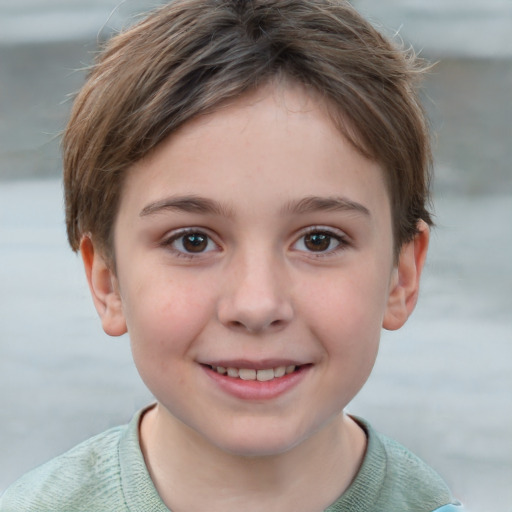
[300,266,389,386]
[121,274,217,363]
[303,267,390,337]
[124,279,218,403]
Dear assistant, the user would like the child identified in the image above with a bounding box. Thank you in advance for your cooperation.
[0,0,466,510]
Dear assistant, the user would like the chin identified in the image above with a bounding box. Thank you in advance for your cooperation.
[205,421,312,458]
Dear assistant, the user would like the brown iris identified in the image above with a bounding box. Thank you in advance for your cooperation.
[304,232,332,252]
[182,233,208,253]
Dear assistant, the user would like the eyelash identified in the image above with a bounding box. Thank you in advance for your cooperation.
[161,226,350,259]
[161,228,220,259]
[292,226,350,257]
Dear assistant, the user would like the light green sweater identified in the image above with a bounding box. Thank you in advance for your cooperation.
[0,409,463,512]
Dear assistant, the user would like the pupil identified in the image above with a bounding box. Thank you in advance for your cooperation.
[305,233,330,251]
[183,234,207,252]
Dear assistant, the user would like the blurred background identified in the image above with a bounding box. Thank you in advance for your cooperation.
[0,1,511,510]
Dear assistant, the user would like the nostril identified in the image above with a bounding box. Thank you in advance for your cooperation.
[227,317,286,333]
[217,294,294,333]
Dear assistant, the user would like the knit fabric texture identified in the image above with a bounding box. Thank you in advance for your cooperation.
[0,409,463,512]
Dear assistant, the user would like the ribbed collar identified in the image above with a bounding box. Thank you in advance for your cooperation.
[119,406,171,512]
[118,410,385,512]
[325,417,387,511]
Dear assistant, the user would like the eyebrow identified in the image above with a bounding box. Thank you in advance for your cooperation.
[140,194,370,219]
[281,196,371,217]
[139,195,234,218]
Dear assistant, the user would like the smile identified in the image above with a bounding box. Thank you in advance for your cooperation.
[207,365,297,381]
[202,362,310,400]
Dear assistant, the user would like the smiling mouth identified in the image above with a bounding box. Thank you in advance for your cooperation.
[205,364,302,382]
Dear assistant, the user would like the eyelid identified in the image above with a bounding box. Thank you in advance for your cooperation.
[291,225,350,255]
[161,227,221,257]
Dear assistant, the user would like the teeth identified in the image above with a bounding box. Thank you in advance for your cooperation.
[239,368,256,380]
[227,367,239,377]
[212,365,297,381]
[274,366,286,378]
[256,369,274,382]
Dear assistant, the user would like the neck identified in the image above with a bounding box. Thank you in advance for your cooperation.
[140,404,366,512]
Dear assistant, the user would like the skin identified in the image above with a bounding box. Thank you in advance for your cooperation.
[81,83,429,512]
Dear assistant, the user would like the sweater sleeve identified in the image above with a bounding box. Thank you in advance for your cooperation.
[0,426,127,512]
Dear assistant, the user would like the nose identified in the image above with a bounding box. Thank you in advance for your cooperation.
[217,250,294,333]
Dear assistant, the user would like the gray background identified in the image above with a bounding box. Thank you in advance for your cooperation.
[1,1,511,510]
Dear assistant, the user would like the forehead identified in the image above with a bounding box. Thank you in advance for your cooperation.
[119,83,391,225]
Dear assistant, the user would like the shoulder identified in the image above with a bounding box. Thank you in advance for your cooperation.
[377,430,451,490]
[0,424,128,512]
[373,425,466,511]
[327,417,466,512]
[374,432,462,512]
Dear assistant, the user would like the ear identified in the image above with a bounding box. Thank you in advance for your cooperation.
[80,236,127,337]
[382,220,430,331]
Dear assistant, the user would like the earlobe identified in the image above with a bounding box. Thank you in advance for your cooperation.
[382,220,430,331]
[80,236,127,337]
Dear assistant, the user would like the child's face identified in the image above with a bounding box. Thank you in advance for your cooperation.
[87,84,422,457]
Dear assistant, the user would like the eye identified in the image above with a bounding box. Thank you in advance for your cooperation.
[292,228,347,254]
[165,229,218,255]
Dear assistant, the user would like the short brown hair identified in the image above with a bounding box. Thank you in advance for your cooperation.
[63,0,433,260]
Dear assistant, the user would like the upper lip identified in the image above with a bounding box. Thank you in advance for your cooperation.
[199,359,307,370]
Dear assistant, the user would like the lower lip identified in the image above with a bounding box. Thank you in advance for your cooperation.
[202,365,310,400]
